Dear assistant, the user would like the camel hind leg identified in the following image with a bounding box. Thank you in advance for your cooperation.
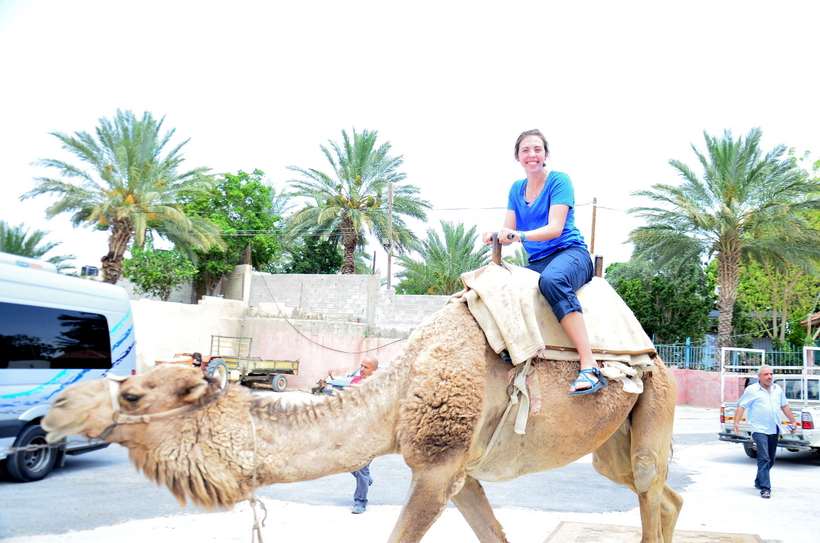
[631,362,681,543]
[593,362,682,543]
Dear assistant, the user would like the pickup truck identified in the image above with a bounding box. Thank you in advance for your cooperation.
[719,375,820,458]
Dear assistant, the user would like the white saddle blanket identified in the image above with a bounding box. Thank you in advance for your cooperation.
[453,263,656,393]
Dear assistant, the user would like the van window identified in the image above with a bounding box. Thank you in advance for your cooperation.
[0,301,111,369]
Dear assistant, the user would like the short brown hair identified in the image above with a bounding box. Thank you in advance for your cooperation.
[514,129,549,159]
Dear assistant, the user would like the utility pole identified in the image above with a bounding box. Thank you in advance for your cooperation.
[386,182,394,291]
[590,197,598,254]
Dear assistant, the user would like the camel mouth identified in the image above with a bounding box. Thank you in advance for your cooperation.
[42,410,87,444]
[42,421,70,444]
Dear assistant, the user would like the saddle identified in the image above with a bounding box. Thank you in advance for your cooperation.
[453,263,656,437]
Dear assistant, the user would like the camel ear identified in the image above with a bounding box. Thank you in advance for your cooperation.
[177,376,209,403]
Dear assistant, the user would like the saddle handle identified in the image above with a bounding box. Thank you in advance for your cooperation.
[489,232,515,265]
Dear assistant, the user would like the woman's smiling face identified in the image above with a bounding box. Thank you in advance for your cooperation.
[517,135,547,174]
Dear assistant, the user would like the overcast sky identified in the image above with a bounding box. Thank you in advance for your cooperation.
[1,0,817,277]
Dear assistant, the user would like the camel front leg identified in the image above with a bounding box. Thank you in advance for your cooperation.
[451,476,509,543]
[387,462,466,543]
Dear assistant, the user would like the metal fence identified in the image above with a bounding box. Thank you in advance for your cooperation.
[655,344,806,372]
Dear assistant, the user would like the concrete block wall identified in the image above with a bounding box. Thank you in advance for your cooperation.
[373,293,450,335]
[249,272,378,323]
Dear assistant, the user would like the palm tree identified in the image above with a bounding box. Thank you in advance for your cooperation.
[630,128,819,349]
[0,221,75,272]
[504,246,530,267]
[22,110,223,284]
[287,128,431,273]
[396,221,490,295]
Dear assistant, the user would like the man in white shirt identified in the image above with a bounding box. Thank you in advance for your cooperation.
[733,365,798,499]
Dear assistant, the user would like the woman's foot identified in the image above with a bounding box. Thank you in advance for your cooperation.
[569,367,607,396]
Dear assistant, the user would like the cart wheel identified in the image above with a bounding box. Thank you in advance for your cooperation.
[743,441,757,459]
[208,359,228,389]
[271,374,288,392]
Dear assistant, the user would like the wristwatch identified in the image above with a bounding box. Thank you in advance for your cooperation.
[519,231,527,242]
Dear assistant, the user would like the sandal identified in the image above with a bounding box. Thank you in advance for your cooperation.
[569,367,608,396]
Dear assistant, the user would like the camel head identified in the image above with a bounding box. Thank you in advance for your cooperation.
[43,365,219,444]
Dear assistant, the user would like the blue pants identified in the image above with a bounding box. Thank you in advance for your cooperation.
[752,432,779,491]
[351,463,371,505]
[527,246,594,321]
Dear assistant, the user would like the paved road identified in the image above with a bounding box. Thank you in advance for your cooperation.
[0,435,700,539]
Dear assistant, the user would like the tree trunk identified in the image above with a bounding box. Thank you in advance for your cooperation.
[716,246,741,350]
[101,220,133,284]
[340,215,357,274]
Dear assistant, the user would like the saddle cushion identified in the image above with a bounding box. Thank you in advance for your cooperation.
[454,263,656,369]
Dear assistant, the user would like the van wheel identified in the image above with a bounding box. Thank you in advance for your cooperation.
[743,441,757,459]
[271,374,288,392]
[6,424,59,482]
[208,359,228,389]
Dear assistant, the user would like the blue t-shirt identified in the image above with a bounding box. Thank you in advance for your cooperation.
[507,171,586,262]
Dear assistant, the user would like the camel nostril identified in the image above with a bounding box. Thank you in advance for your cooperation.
[54,398,68,408]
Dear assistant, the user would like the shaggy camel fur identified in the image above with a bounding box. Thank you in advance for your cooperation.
[43,301,681,543]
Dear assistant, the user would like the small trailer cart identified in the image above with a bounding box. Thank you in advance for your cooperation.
[206,335,299,392]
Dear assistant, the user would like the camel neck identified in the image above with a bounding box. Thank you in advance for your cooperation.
[250,365,406,483]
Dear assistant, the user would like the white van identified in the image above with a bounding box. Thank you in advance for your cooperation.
[0,252,136,481]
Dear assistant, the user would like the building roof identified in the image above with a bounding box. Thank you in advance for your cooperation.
[800,311,820,327]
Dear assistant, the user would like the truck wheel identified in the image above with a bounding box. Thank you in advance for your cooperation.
[743,441,757,459]
[208,359,228,389]
[6,424,59,482]
[271,374,288,392]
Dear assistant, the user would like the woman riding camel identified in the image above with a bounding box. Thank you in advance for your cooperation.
[483,128,604,395]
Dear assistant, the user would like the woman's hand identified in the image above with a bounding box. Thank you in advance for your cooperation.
[482,231,498,245]
[498,227,519,245]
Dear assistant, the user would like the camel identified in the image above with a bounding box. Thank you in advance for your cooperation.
[42,301,682,543]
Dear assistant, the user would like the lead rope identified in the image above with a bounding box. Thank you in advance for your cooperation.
[248,415,268,543]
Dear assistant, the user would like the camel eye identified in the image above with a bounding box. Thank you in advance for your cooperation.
[122,392,142,403]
